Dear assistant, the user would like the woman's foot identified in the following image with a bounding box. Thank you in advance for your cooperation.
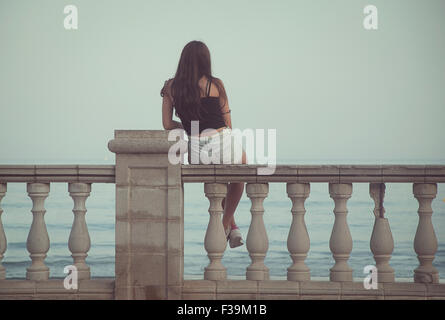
[225,225,244,249]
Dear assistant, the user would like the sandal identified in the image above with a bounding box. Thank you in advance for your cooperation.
[226,225,244,249]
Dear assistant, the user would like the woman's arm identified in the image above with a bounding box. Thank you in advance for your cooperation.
[221,102,232,129]
[161,80,183,130]
[216,79,232,129]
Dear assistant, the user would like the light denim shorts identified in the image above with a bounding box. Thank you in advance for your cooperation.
[188,128,244,165]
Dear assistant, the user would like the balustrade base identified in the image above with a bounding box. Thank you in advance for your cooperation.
[0,278,114,300]
[26,269,50,281]
[287,271,310,282]
[376,272,395,283]
[204,269,226,281]
[246,269,270,281]
[414,271,439,284]
[329,271,353,282]
[1,279,445,300]
[181,279,445,300]
[76,270,91,280]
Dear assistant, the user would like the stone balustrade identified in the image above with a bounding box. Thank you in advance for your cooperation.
[0,165,115,299]
[0,130,444,300]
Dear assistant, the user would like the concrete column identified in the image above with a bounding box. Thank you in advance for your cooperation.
[246,183,269,281]
[413,183,439,283]
[68,182,92,280]
[328,183,353,282]
[108,130,183,300]
[203,183,227,280]
[369,183,395,283]
[26,183,50,281]
[286,183,311,281]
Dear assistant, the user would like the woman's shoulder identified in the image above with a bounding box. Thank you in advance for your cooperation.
[209,77,226,94]
[211,77,227,98]
[160,78,174,97]
[211,76,224,86]
[164,78,174,88]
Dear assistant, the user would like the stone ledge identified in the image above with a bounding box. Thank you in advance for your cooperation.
[182,280,445,300]
[3,279,443,299]
[382,282,427,297]
[181,165,445,183]
[0,278,115,300]
[426,283,445,297]
[300,280,341,296]
[0,165,115,183]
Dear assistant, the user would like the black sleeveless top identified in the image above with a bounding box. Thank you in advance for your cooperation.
[179,77,226,135]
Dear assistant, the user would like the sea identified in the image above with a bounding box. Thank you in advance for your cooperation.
[1,158,444,282]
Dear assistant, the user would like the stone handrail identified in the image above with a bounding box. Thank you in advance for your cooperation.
[0,165,115,183]
[2,164,444,183]
[181,164,445,183]
[1,164,444,184]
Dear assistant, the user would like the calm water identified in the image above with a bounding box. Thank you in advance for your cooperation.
[1,161,445,282]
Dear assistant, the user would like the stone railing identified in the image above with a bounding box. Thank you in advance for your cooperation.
[0,165,115,299]
[0,130,444,300]
[107,130,445,300]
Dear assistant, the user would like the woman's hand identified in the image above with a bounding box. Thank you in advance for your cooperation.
[164,120,183,130]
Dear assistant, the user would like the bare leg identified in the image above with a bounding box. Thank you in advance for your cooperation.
[221,151,247,231]
[221,199,237,229]
[222,182,244,231]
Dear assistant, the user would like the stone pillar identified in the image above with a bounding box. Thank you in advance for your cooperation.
[413,183,439,283]
[369,183,394,283]
[286,183,311,281]
[328,183,353,282]
[203,183,227,280]
[26,183,50,281]
[68,182,91,280]
[246,183,269,281]
[0,183,6,279]
[108,130,183,300]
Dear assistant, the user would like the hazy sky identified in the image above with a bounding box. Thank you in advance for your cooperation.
[1,0,444,164]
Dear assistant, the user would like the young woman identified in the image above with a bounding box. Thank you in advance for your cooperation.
[160,40,246,248]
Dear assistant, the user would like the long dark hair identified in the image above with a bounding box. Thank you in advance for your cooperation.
[160,40,227,123]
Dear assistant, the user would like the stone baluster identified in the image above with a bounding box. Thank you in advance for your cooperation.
[369,183,394,283]
[26,183,50,280]
[328,183,353,282]
[286,183,311,281]
[203,183,227,280]
[413,183,439,283]
[246,183,269,280]
[68,183,92,280]
[0,183,7,279]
